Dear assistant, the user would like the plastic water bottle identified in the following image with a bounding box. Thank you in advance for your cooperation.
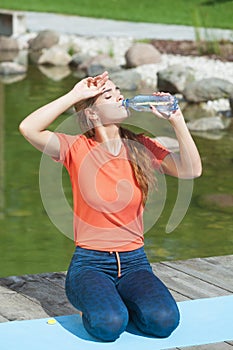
[122,94,179,116]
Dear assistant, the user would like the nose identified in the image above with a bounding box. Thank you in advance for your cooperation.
[117,93,124,102]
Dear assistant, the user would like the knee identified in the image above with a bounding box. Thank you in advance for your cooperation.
[149,305,180,337]
[83,309,129,342]
[136,304,180,338]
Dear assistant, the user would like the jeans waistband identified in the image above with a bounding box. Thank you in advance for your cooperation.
[74,246,146,278]
[74,246,145,257]
[69,245,153,282]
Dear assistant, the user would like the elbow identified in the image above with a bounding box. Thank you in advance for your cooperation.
[195,166,202,178]
[191,170,202,179]
[19,121,30,138]
[19,121,25,135]
[193,160,202,178]
[178,162,202,179]
[186,164,202,179]
[186,157,203,179]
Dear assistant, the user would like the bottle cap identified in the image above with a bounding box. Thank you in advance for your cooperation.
[122,99,129,107]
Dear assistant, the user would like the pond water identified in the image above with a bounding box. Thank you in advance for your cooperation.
[0,66,233,277]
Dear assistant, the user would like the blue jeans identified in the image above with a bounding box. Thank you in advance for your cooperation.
[65,246,180,342]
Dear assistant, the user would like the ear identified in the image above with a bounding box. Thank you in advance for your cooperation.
[84,107,94,118]
[84,107,102,128]
[83,108,94,129]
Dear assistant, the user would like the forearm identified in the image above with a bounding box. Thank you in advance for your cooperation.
[19,90,77,133]
[18,72,109,156]
[169,114,202,178]
[19,71,109,134]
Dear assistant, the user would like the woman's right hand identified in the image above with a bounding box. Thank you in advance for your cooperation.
[71,71,109,102]
[19,71,109,158]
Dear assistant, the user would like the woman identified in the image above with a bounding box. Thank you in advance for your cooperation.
[19,71,202,342]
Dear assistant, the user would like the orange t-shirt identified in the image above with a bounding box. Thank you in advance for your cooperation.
[54,133,170,252]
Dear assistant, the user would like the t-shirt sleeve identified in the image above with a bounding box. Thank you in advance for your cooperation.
[138,134,170,168]
[52,133,80,167]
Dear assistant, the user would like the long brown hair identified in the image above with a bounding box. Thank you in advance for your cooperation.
[74,98,156,206]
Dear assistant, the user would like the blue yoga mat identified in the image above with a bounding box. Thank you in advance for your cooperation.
[0,295,232,350]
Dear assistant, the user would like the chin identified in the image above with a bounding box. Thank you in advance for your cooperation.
[102,111,129,125]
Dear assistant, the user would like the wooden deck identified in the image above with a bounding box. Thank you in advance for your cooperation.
[0,254,233,349]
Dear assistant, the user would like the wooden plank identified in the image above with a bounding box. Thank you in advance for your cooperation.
[168,289,190,303]
[177,342,233,349]
[0,274,77,317]
[152,263,191,301]
[204,255,233,269]
[151,263,232,299]
[162,256,233,292]
[43,270,192,304]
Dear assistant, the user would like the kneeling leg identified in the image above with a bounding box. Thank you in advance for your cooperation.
[66,269,129,342]
[118,269,180,337]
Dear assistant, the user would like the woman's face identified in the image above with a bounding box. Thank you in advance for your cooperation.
[92,80,129,125]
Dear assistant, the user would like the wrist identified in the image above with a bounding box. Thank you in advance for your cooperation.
[168,110,185,126]
[66,89,82,106]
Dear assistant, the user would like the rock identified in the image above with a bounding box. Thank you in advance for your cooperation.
[206,98,231,113]
[0,51,18,62]
[16,33,36,50]
[78,54,121,76]
[38,65,71,81]
[230,97,233,115]
[125,43,161,68]
[182,102,217,120]
[0,62,27,75]
[157,64,195,93]
[0,74,26,84]
[87,64,121,77]
[109,69,142,91]
[190,130,225,140]
[183,78,233,102]
[29,30,59,51]
[0,36,19,51]
[0,36,19,62]
[69,52,92,68]
[186,116,231,131]
[72,69,87,80]
[28,50,42,65]
[38,46,72,66]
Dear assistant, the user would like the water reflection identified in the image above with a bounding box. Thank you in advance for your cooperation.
[0,83,5,220]
[0,66,232,277]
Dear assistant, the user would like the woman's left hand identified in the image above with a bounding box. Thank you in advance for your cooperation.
[150,92,182,120]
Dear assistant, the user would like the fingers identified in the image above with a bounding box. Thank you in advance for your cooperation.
[87,71,109,88]
[152,91,171,96]
[150,105,162,117]
[98,71,109,81]
[86,77,93,88]
[150,104,171,119]
[95,71,109,88]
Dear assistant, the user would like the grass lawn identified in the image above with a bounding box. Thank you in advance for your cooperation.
[0,0,233,30]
